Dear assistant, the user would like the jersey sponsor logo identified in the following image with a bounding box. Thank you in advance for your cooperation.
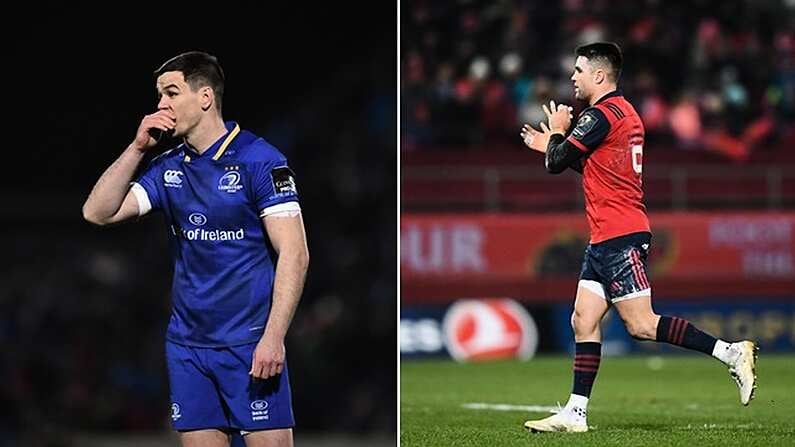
[442,298,539,362]
[171,403,182,421]
[271,166,297,196]
[188,213,207,226]
[164,170,184,187]
[250,400,269,411]
[251,399,270,421]
[572,113,598,140]
[171,225,245,241]
[218,171,243,193]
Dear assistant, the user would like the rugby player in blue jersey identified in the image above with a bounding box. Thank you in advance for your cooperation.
[83,51,308,447]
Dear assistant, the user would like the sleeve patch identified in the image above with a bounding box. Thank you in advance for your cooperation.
[572,113,598,140]
[271,166,297,195]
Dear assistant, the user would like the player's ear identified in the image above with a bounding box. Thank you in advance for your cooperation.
[593,69,605,85]
[199,86,214,111]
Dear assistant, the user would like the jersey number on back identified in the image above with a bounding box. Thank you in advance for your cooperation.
[631,145,643,174]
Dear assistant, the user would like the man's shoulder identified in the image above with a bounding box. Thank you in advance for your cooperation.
[149,145,186,165]
[572,106,610,138]
[580,105,608,120]
[231,130,288,165]
[598,96,640,119]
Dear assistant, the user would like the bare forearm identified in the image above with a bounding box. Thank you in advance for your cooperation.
[264,249,309,340]
[83,145,145,222]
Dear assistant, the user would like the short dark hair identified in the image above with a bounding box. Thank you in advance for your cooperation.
[154,51,225,111]
[575,42,622,83]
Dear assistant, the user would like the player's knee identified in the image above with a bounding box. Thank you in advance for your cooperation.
[571,310,599,336]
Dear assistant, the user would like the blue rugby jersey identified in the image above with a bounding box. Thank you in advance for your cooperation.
[131,121,300,347]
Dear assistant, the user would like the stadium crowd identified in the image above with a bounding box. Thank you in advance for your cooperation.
[402,0,795,162]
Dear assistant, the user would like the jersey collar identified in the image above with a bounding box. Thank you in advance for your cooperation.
[183,121,241,162]
[593,89,622,105]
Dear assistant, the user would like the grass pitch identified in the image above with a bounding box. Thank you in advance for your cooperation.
[400,355,795,446]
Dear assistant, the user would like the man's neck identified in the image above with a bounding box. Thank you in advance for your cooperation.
[589,87,617,106]
[185,116,228,155]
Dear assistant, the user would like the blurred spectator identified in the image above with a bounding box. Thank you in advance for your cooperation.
[670,92,703,149]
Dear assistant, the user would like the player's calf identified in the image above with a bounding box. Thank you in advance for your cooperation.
[655,316,718,354]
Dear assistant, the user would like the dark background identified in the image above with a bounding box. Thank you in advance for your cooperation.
[2,4,396,445]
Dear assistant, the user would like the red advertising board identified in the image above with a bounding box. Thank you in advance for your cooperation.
[401,213,795,303]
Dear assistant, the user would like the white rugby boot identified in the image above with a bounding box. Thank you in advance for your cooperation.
[726,340,758,406]
[524,405,588,433]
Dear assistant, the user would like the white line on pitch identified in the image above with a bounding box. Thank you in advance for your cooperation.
[462,403,559,413]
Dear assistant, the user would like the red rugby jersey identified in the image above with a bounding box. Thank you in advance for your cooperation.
[565,91,650,243]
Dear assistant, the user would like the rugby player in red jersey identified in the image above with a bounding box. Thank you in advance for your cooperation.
[520,42,757,433]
